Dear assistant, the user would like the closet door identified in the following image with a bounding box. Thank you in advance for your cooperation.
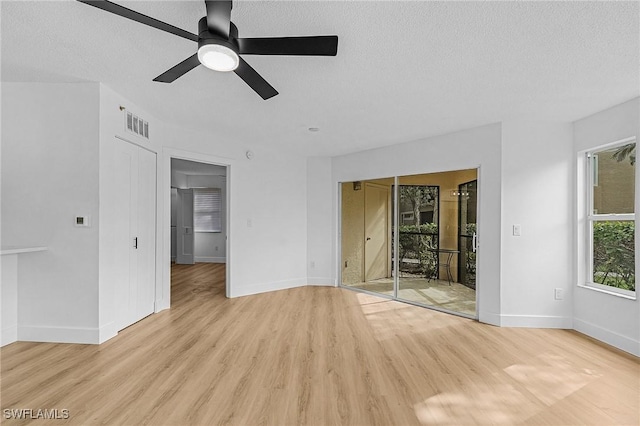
[114,138,156,331]
[136,148,156,321]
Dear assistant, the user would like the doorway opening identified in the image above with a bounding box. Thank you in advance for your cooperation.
[340,168,478,319]
[170,158,228,305]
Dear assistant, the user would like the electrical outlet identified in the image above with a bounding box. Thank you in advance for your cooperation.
[344,260,348,268]
[310,261,315,268]
[215,246,219,251]
[554,288,563,300]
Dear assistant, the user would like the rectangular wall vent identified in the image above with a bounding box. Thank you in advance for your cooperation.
[124,110,150,140]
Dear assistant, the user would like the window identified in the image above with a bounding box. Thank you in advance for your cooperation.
[586,139,636,295]
[193,188,222,232]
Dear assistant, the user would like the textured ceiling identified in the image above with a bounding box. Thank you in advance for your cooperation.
[2,1,639,157]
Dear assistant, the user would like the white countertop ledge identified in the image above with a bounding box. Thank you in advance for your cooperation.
[1,246,48,255]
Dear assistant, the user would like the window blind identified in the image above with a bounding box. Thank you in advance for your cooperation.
[194,188,222,232]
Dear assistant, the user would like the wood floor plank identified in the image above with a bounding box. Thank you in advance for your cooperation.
[1,263,638,425]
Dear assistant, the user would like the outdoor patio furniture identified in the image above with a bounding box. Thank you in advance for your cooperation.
[426,248,459,285]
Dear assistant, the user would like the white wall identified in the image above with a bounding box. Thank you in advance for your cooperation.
[330,124,503,325]
[1,254,18,345]
[307,157,334,285]
[160,126,309,300]
[1,78,3,344]
[95,83,311,316]
[500,121,574,328]
[1,83,101,343]
[573,97,639,356]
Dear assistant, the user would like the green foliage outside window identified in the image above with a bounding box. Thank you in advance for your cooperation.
[398,224,438,277]
[463,223,476,235]
[593,221,635,291]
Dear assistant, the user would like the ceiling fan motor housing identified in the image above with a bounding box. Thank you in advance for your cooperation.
[198,17,238,51]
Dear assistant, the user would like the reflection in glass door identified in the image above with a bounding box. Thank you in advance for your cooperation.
[341,179,393,296]
[340,169,478,319]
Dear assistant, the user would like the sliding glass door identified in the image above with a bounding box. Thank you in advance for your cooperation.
[396,183,439,303]
[340,169,478,319]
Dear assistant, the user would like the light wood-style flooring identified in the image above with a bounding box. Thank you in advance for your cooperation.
[1,263,638,425]
[345,277,476,316]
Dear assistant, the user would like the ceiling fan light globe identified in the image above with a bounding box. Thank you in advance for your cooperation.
[197,44,239,72]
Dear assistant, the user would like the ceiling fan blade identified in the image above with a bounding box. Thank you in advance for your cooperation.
[234,58,278,100]
[77,0,198,42]
[237,36,338,56]
[205,0,232,38]
[153,54,201,83]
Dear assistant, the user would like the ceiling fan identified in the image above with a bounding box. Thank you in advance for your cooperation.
[77,0,339,100]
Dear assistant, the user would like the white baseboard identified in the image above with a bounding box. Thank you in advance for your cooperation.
[155,298,170,312]
[230,278,307,298]
[1,325,18,347]
[195,256,226,263]
[573,318,640,357]
[307,277,335,286]
[499,314,572,329]
[478,310,501,327]
[98,322,118,344]
[18,325,100,345]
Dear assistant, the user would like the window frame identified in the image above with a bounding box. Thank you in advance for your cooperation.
[584,137,636,298]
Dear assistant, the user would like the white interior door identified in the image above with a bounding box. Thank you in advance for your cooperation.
[114,140,136,330]
[114,138,156,331]
[136,148,156,320]
[176,188,195,264]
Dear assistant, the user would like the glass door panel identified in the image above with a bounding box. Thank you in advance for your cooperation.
[395,170,477,318]
[396,182,439,304]
[458,180,478,290]
[341,178,393,297]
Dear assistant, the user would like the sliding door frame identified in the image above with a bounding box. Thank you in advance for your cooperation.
[338,168,481,320]
[393,177,399,299]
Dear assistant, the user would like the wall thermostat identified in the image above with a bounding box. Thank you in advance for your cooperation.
[75,215,91,227]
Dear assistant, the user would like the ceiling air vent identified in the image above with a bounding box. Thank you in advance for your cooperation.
[124,110,150,139]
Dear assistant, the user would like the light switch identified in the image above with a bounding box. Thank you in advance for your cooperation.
[75,215,91,227]
[513,224,521,236]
